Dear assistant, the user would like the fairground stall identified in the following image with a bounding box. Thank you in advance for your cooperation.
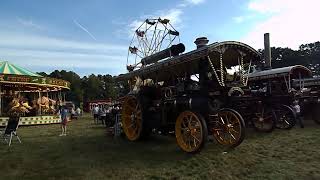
[0,61,70,126]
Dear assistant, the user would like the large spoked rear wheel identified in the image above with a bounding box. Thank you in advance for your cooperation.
[175,111,208,153]
[275,104,296,129]
[252,105,276,133]
[121,96,143,141]
[212,109,245,148]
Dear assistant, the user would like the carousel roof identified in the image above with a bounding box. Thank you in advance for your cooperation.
[0,61,70,91]
[0,61,42,77]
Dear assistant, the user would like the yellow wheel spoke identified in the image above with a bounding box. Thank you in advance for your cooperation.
[229,131,237,140]
[230,128,239,134]
[191,134,200,143]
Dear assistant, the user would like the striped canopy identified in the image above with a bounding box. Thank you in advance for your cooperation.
[0,61,42,77]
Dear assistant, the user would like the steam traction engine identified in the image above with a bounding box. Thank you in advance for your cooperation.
[241,65,312,132]
[116,18,260,153]
[237,34,314,131]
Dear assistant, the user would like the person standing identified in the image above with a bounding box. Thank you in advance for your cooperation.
[99,107,107,125]
[71,107,76,120]
[60,105,69,136]
[76,107,82,117]
[92,105,99,124]
[293,100,304,128]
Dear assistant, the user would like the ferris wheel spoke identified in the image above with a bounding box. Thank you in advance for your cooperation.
[147,26,158,54]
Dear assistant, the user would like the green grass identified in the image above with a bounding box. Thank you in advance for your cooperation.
[1,114,320,180]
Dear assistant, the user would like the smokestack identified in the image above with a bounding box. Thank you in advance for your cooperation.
[194,37,209,49]
[140,43,185,65]
[264,33,271,69]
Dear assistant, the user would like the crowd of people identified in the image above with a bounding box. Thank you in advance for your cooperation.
[57,103,121,137]
[91,104,121,128]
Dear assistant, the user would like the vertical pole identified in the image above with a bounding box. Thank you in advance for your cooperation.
[264,33,272,69]
[39,91,41,115]
[288,74,291,91]
[0,85,2,116]
[299,73,302,90]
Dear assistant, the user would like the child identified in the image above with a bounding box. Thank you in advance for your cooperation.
[60,106,69,136]
[293,100,304,128]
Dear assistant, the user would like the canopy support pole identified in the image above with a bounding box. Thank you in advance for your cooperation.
[39,91,42,116]
[0,85,2,116]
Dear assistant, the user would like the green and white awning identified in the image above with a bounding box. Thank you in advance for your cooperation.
[0,61,42,77]
[0,61,70,90]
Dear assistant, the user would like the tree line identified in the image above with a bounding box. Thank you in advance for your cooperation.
[38,41,320,105]
[259,41,320,75]
[37,71,129,106]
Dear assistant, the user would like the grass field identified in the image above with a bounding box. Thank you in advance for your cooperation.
[1,114,320,180]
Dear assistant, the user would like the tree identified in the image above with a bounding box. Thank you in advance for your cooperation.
[49,70,83,106]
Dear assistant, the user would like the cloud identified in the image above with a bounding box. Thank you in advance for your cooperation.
[233,16,245,23]
[128,0,205,34]
[232,15,255,24]
[242,0,320,50]
[0,29,128,75]
[0,31,127,52]
[0,47,127,75]
[73,19,97,41]
[17,17,44,30]
[248,0,288,14]
[129,8,183,32]
[185,0,205,5]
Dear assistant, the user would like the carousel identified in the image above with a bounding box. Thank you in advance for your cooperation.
[0,61,70,126]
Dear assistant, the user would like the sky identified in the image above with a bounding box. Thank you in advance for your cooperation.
[0,0,319,76]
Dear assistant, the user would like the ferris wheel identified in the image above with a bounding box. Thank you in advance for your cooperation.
[127,18,180,71]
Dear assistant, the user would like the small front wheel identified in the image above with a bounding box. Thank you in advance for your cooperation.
[175,111,208,153]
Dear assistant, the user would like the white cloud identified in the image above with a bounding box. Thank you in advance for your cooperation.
[0,31,127,52]
[0,47,127,75]
[129,9,183,32]
[0,30,128,75]
[128,0,206,33]
[248,0,289,14]
[233,16,245,23]
[185,0,205,5]
[159,9,183,26]
[242,0,320,50]
[232,15,254,24]
[17,17,44,30]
